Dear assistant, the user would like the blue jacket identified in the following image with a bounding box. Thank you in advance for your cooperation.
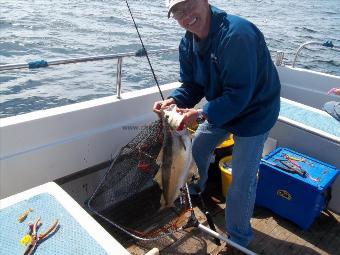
[170,6,281,136]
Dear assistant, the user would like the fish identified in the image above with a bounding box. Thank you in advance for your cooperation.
[155,105,194,207]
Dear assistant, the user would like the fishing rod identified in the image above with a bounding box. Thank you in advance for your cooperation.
[124,0,164,101]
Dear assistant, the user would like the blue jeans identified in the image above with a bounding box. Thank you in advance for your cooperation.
[192,121,269,247]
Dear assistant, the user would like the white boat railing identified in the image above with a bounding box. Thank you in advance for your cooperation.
[0,48,178,98]
[292,41,340,68]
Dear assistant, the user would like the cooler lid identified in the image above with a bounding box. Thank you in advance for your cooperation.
[261,147,339,190]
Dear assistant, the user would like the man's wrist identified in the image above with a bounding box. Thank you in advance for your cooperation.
[196,109,206,124]
[166,97,177,104]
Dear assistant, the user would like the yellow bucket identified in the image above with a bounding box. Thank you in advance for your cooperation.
[216,134,234,148]
[219,155,233,198]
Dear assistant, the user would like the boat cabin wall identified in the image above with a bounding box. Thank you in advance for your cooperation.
[278,66,340,110]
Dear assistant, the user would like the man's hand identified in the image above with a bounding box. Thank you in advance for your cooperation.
[328,88,340,96]
[176,108,199,127]
[153,98,176,116]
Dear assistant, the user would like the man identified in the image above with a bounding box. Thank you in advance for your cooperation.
[153,0,280,253]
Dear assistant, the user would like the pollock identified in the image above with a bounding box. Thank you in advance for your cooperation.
[155,105,194,207]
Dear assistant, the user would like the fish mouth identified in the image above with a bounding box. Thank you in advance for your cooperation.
[187,17,197,27]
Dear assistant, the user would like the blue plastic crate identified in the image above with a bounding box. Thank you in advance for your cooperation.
[256,147,339,229]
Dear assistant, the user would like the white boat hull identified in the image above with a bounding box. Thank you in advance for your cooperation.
[0,83,179,198]
[1,67,339,212]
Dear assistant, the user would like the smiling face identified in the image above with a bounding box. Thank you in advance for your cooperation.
[171,0,211,39]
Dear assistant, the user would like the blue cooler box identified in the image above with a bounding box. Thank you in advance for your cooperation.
[256,147,339,229]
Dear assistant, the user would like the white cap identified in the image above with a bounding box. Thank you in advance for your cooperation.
[166,0,187,18]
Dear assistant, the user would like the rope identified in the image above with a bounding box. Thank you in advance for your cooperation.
[124,0,164,101]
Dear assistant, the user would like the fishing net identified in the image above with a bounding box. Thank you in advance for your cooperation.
[87,120,195,241]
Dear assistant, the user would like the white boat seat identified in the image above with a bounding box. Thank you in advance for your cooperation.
[279,98,340,144]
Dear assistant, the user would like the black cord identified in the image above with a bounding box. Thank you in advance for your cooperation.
[124,0,165,101]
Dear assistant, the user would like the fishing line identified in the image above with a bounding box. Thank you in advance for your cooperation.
[124,0,164,100]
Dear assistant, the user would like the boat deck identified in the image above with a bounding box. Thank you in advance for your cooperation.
[97,181,340,255]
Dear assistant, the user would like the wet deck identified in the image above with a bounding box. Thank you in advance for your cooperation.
[96,182,340,255]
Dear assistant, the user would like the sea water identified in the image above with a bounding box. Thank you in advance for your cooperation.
[1,0,339,117]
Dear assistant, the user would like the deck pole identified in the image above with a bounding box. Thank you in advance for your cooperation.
[197,224,257,255]
[116,57,123,99]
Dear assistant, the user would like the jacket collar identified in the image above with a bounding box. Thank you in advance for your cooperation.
[209,5,227,36]
[191,6,226,55]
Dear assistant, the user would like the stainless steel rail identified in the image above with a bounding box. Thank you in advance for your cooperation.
[0,48,177,97]
[3,45,320,98]
[292,41,340,68]
[0,48,177,71]
[116,57,123,99]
